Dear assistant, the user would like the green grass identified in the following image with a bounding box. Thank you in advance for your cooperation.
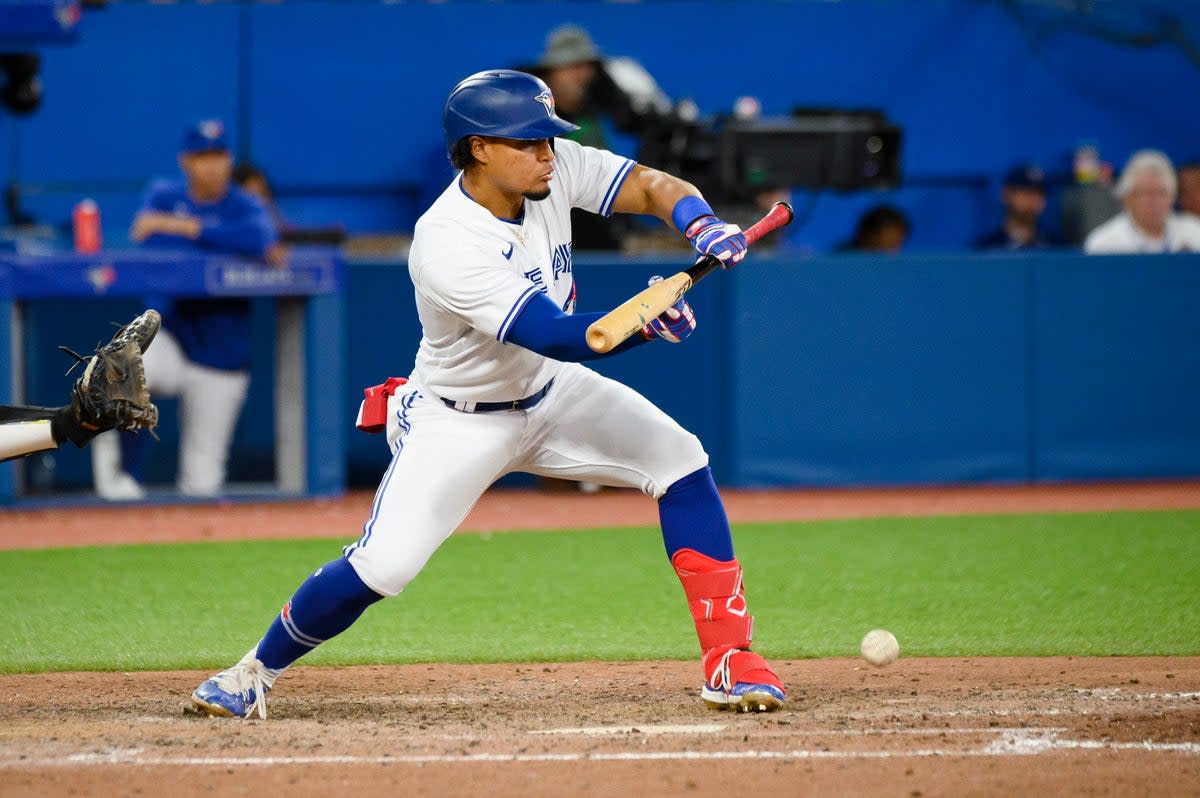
[1,510,1198,673]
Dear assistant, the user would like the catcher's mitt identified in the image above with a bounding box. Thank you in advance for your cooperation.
[56,309,162,447]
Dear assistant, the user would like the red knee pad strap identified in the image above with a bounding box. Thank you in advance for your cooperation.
[671,548,753,653]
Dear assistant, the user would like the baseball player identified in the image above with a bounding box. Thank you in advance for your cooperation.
[191,70,785,719]
[90,120,277,500]
[89,118,276,499]
[0,310,159,462]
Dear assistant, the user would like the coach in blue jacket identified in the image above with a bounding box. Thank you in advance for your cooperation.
[92,120,277,500]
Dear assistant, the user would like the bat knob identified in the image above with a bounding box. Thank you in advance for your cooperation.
[586,323,616,353]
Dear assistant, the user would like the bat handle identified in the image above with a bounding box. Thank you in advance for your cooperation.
[585,201,797,353]
[743,201,795,246]
[685,200,796,280]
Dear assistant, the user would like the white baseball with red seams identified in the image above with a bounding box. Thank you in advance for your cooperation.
[861,629,900,666]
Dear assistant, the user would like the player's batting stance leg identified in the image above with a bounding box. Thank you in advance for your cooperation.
[191,375,784,719]
[661,470,784,711]
[521,363,785,712]
[190,382,531,719]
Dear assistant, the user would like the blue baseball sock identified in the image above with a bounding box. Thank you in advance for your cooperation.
[254,556,384,671]
[658,466,735,562]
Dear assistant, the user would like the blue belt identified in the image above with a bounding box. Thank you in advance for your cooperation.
[441,378,555,413]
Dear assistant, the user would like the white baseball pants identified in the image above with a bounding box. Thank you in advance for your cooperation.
[345,362,708,597]
[92,328,249,496]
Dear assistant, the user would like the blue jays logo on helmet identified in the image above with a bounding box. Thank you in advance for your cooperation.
[443,69,580,154]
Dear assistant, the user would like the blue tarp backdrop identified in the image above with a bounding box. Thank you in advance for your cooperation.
[3,0,1200,250]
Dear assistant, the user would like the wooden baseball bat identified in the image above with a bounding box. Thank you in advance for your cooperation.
[585,201,795,352]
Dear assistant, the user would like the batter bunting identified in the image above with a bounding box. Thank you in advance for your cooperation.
[190,70,784,719]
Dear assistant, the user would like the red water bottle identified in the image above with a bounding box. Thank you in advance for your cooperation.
[72,199,101,253]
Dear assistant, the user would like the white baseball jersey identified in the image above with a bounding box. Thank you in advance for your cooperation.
[408,138,635,402]
[1084,212,1200,254]
[344,138,710,597]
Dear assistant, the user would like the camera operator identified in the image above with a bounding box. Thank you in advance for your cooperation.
[526,24,671,250]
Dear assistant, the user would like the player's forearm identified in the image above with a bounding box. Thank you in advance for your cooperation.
[0,418,59,462]
[130,211,200,243]
[505,293,650,362]
[611,165,702,229]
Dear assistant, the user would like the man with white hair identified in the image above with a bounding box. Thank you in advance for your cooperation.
[1084,149,1200,253]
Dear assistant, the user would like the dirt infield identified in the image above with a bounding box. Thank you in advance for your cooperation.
[1,482,1198,796]
[1,658,1196,797]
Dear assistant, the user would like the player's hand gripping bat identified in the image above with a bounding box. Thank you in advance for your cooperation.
[586,201,795,353]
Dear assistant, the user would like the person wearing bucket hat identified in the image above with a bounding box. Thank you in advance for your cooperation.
[527,25,636,251]
[535,25,606,148]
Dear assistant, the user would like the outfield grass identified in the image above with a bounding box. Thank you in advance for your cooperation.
[1,510,1197,673]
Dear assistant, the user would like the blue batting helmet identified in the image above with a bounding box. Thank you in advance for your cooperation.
[443,69,579,154]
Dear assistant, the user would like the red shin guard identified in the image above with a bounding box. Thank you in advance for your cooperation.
[671,548,753,652]
[671,548,784,696]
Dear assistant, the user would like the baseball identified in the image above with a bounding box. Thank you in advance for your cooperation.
[860,629,900,667]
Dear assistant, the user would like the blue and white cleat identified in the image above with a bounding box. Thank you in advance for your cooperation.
[702,680,787,713]
[190,651,273,719]
[700,646,786,713]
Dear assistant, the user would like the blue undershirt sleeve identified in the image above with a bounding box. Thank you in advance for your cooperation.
[504,291,652,361]
[195,195,277,257]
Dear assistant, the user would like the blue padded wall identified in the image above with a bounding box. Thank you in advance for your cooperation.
[15,253,1200,492]
[730,255,1031,486]
[1032,256,1200,480]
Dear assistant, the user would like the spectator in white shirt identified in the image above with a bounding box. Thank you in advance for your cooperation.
[1084,149,1200,254]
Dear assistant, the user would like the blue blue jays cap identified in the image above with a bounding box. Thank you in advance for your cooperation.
[1004,163,1045,190]
[443,69,579,154]
[182,119,229,154]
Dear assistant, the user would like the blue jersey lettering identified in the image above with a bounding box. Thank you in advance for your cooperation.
[551,242,573,281]
[523,267,547,294]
